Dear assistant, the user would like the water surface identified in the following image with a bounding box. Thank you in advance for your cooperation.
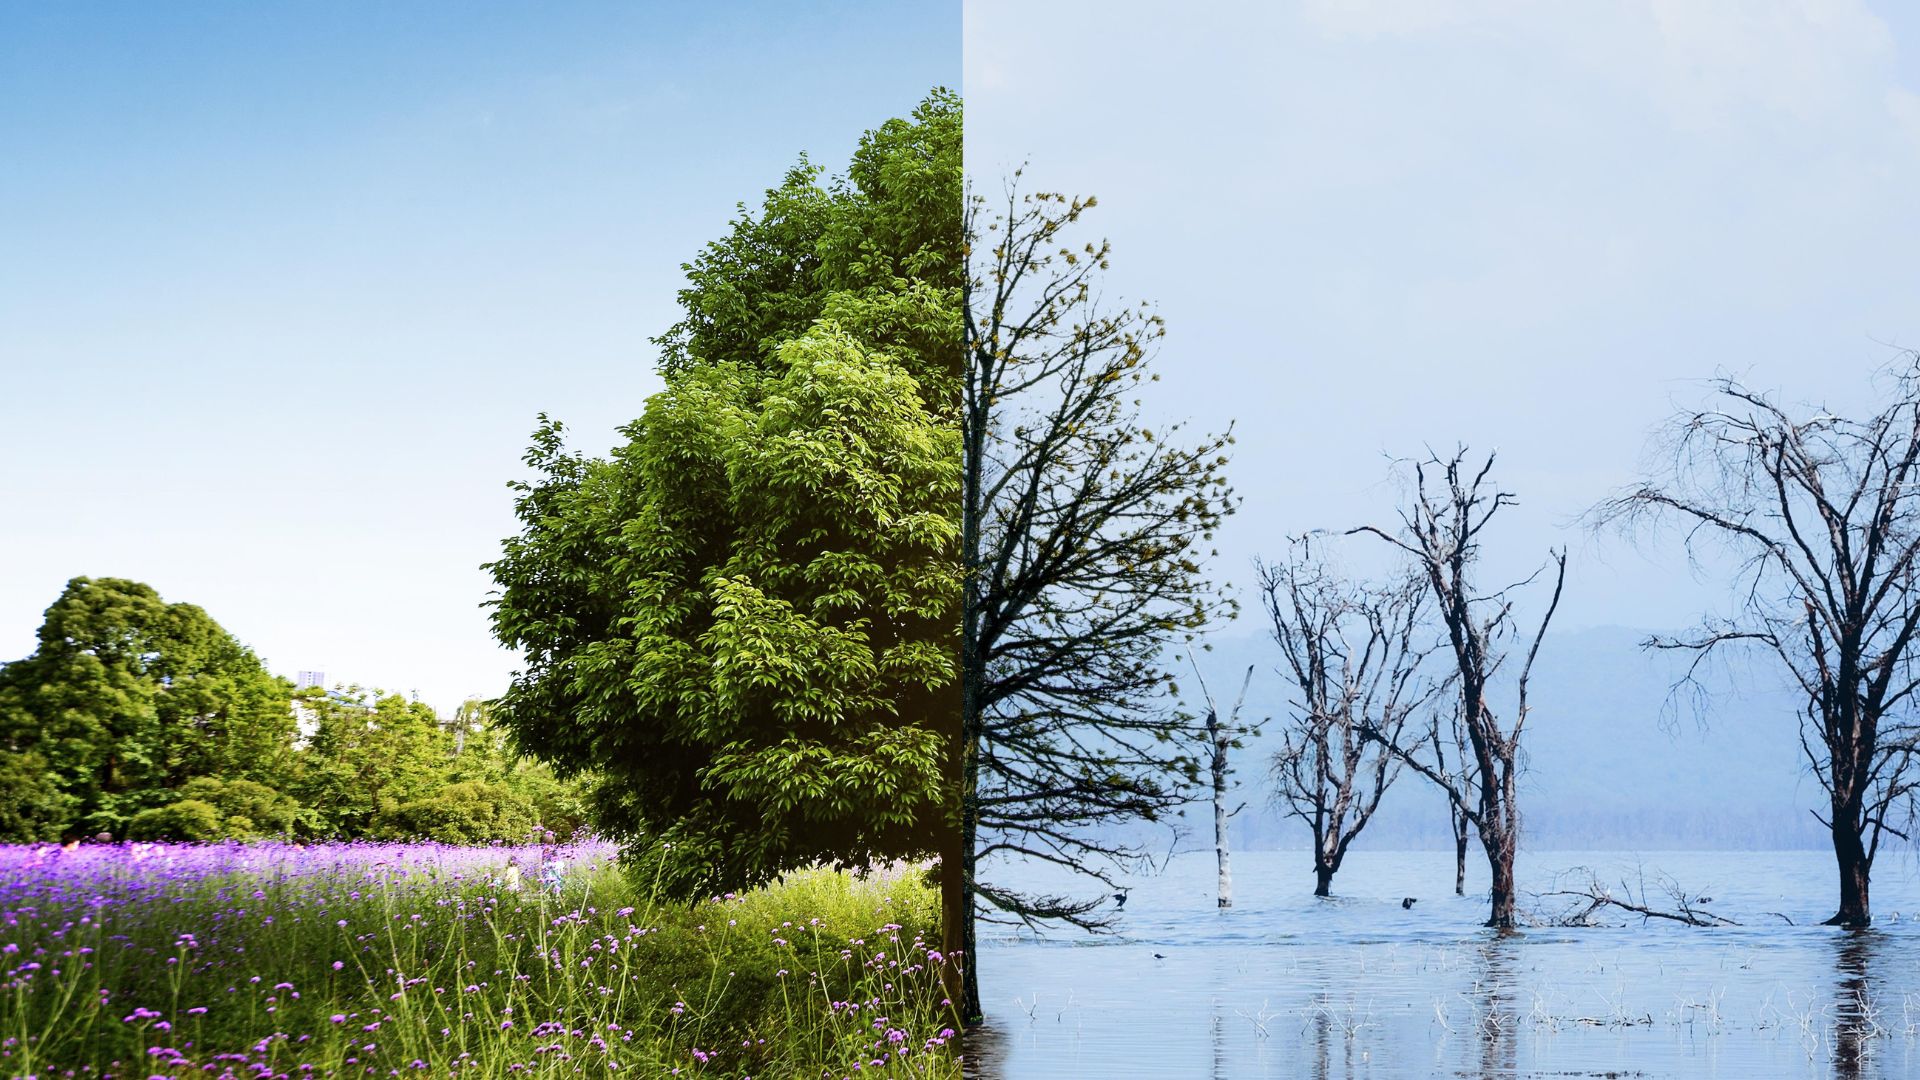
[971,849,1920,1078]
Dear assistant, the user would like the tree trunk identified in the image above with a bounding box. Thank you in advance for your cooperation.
[1212,728,1232,909]
[1313,863,1334,898]
[1453,810,1469,896]
[1486,850,1515,928]
[939,817,967,1017]
[1825,814,1873,927]
[959,809,982,1022]
[1215,801,1232,909]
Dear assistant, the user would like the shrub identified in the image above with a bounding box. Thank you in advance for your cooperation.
[126,798,222,841]
[376,780,536,843]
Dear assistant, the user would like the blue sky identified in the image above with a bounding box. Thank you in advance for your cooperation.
[0,2,958,711]
[965,0,1920,638]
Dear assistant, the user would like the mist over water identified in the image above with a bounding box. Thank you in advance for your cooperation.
[970,849,1920,1079]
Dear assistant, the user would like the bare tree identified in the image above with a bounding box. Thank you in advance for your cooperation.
[1191,662,1256,908]
[1593,361,1920,927]
[1353,448,1566,928]
[956,178,1237,1020]
[1260,537,1436,897]
[1430,702,1476,896]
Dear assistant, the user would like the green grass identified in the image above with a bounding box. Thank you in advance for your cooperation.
[0,841,962,1078]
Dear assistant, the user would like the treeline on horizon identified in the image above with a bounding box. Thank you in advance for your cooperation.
[0,575,589,845]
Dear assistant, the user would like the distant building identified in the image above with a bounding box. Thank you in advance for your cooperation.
[296,670,326,689]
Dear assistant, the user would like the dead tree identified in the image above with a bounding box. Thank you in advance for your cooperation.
[1538,864,1739,927]
[1593,360,1920,927]
[1430,702,1476,895]
[1191,662,1256,908]
[1259,537,1436,897]
[1353,448,1566,928]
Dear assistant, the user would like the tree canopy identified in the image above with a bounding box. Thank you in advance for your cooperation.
[0,576,296,838]
[0,578,587,844]
[485,90,963,898]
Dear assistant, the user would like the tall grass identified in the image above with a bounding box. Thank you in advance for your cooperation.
[0,841,961,1078]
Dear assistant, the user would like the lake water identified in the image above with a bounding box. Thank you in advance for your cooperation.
[968,848,1920,1078]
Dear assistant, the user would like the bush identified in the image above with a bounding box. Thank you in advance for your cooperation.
[124,779,301,842]
[178,777,301,837]
[126,798,222,841]
[376,780,536,844]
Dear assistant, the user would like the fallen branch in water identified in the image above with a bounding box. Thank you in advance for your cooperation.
[1534,864,1739,927]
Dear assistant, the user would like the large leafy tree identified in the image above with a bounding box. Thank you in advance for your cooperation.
[485,92,962,901]
[0,576,297,839]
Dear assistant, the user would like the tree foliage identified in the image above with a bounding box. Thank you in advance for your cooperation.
[0,576,296,838]
[0,579,586,845]
[486,91,963,899]
[290,686,455,838]
[957,178,1236,1017]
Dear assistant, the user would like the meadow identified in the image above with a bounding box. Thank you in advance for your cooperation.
[0,840,960,1080]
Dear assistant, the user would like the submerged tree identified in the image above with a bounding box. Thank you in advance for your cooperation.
[486,93,962,909]
[958,179,1236,1019]
[1191,662,1256,909]
[1260,537,1435,897]
[1431,702,1476,896]
[1594,360,1920,927]
[1353,449,1565,928]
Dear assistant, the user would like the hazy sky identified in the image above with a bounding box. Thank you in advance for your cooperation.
[965,0,1920,635]
[0,2,957,712]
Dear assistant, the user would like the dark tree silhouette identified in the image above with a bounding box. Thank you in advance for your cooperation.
[1353,448,1565,928]
[1259,537,1436,897]
[1594,360,1920,927]
[957,177,1236,1021]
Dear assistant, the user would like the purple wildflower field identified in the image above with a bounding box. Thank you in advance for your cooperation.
[0,841,960,1079]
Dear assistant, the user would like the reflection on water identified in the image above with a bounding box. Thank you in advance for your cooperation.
[1470,935,1518,1079]
[971,850,1920,1079]
[1833,930,1878,1079]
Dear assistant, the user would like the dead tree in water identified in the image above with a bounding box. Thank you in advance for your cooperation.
[1430,703,1476,895]
[1353,448,1566,928]
[1594,360,1920,927]
[1539,864,1739,927]
[1192,662,1256,908]
[1261,537,1435,897]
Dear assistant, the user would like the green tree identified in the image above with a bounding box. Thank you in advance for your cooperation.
[486,91,962,900]
[291,687,452,837]
[441,695,595,839]
[0,577,295,837]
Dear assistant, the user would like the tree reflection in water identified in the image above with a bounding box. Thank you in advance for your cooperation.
[1832,929,1881,1080]
[1471,931,1520,1078]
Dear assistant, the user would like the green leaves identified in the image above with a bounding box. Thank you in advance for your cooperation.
[0,576,297,839]
[487,93,962,899]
